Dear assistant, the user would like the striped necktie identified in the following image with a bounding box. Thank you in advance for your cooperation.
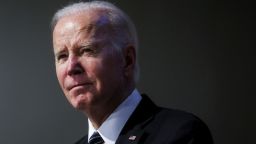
[89,131,104,144]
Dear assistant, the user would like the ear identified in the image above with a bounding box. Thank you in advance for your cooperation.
[123,45,136,78]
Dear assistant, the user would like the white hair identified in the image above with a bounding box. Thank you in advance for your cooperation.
[51,1,139,82]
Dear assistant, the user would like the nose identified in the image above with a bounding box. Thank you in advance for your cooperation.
[67,56,84,76]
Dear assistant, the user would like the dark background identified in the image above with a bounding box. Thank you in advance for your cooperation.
[0,0,254,144]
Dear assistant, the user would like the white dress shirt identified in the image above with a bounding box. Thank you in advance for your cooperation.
[88,89,142,144]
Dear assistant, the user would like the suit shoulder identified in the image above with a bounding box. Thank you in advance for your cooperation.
[153,107,213,143]
[156,107,210,131]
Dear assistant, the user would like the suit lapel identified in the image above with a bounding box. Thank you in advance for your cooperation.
[116,94,160,144]
[116,129,145,144]
[76,95,159,144]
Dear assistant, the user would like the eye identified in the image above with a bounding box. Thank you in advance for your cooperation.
[56,53,68,63]
[80,46,96,56]
[81,47,93,53]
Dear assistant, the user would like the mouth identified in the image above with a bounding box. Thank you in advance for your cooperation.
[67,82,93,91]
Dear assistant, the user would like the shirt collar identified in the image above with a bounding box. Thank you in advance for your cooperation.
[88,89,142,144]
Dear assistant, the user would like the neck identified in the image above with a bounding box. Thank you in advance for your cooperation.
[84,86,135,129]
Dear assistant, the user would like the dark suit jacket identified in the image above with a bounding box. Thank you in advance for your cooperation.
[75,94,213,144]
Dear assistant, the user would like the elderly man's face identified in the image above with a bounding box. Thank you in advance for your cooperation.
[53,12,126,110]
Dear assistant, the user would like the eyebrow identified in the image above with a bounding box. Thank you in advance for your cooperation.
[54,37,107,56]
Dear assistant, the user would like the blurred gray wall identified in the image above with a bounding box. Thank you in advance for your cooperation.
[0,0,254,144]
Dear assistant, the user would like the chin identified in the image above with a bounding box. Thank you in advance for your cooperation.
[70,95,89,110]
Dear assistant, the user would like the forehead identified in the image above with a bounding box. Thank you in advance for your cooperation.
[53,10,112,38]
[52,10,115,54]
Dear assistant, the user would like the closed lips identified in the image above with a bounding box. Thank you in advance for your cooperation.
[68,83,92,90]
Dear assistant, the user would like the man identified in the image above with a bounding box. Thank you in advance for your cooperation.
[51,1,213,144]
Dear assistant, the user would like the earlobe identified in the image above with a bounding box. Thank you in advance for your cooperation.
[123,45,136,77]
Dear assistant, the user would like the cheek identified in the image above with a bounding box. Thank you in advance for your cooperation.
[95,58,123,84]
[81,59,108,87]
[82,58,103,76]
[55,65,66,88]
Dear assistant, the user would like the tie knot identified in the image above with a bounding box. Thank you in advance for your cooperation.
[89,131,104,144]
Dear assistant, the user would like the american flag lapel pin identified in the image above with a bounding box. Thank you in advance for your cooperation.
[128,135,136,141]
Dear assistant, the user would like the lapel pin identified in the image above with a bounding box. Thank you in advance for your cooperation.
[128,135,136,141]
